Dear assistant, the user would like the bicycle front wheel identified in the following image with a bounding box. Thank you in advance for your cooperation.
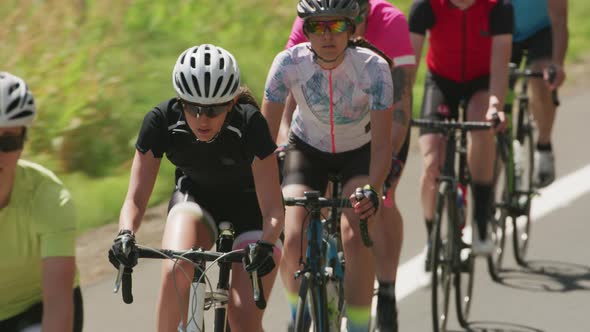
[455,203,474,328]
[513,110,535,265]
[488,139,509,281]
[295,273,330,332]
[431,181,453,332]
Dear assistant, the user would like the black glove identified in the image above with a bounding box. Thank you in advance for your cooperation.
[243,240,276,277]
[108,229,138,269]
[355,184,380,216]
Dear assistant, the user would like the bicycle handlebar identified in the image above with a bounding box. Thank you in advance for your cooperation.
[509,63,560,106]
[284,191,373,247]
[114,245,267,309]
[411,119,493,132]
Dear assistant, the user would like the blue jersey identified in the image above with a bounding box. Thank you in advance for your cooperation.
[512,0,551,42]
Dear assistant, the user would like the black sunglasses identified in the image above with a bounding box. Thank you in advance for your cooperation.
[181,101,232,118]
[0,134,25,152]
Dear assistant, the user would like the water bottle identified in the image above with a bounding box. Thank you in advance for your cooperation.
[513,140,523,190]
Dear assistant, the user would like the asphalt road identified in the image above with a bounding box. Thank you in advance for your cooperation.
[82,86,590,332]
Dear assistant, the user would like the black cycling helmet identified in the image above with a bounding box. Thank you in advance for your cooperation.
[297,0,360,21]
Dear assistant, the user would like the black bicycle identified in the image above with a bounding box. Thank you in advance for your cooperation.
[412,117,493,332]
[113,222,266,332]
[487,62,560,280]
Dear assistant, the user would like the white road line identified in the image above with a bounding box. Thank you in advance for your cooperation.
[395,164,590,301]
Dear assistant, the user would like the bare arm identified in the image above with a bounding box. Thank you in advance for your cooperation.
[261,99,286,142]
[252,154,285,244]
[410,33,426,74]
[390,65,416,154]
[118,150,161,232]
[489,34,512,110]
[277,93,297,145]
[369,109,394,192]
[41,257,76,332]
[487,34,512,130]
[548,0,569,88]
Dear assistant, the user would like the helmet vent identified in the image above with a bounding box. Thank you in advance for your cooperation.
[9,83,19,95]
[190,57,196,69]
[205,53,211,66]
[213,76,223,97]
[180,73,192,96]
[7,98,20,113]
[10,110,33,120]
[174,77,185,94]
[204,72,211,97]
[192,75,202,96]
[221,74,234,97]
[219,57,225,70]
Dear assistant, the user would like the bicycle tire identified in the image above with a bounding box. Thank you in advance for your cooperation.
[295,273,330,332]
[294,274,310,332]
[454,202,474,327]
[431,181,452,332]
[513,111,534,265]
[488,138,509,281]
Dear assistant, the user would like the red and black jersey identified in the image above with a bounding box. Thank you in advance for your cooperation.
[409,0,513,82]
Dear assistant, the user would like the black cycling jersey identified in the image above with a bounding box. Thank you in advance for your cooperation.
[136,98,277,191]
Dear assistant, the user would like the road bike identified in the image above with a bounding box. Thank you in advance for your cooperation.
[411,117,492,332]
[488,62,560,280]
[113,222,266,332]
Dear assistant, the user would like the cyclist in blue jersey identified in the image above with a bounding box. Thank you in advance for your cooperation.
[261,1,394,331]
[512,0,568,188]
[0,72,83,332]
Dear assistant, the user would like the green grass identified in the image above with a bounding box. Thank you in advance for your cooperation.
[2,0,588,232]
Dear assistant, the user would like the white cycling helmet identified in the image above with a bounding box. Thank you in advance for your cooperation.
[172,44,241,105]
[0,72,36,128]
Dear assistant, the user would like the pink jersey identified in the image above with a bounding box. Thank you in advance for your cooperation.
[286,0,416,67]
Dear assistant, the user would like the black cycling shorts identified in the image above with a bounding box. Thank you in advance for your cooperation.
[0,287,83,332]
[167,176,263,237]
[282,134,370,193]
[419,71,490,135]
[512,25,553,66]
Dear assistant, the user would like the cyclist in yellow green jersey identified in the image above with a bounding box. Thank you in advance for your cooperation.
[0,72,83,332]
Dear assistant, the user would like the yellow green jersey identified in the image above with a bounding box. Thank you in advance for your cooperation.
[0,159,77,320]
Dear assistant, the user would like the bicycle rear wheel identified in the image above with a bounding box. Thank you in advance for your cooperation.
[513,110,535,265]
[431,182,453,332]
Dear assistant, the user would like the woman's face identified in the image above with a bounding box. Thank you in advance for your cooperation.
[0,127,25,178]
[181,101,234,142]
[449,0,476,10]
[305,16,352,66]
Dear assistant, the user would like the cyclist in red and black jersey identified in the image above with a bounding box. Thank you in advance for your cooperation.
[409,0,513,258]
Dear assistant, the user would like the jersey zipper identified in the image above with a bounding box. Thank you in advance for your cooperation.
[461,10,466,82]
[329,70,336,153]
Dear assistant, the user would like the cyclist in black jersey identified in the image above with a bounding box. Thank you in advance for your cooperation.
[108,45,284,332]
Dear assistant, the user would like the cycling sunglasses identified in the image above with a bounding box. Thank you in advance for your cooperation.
[181,100,232,118]
[304,19,351,35]
[0,134,25,152]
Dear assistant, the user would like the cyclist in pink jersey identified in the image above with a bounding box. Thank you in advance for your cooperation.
[280,2,416,329]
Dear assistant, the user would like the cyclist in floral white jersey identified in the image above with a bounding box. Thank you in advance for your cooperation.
[261,1,394,331]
